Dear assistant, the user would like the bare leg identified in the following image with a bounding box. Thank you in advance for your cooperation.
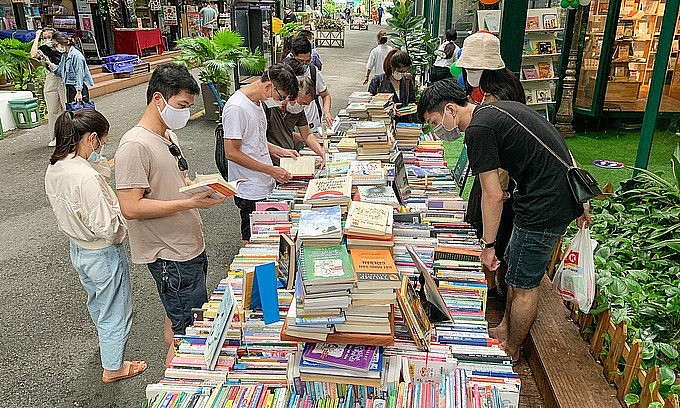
[501,286,539,361]
[164,316,175,367]
[489,285,512,343]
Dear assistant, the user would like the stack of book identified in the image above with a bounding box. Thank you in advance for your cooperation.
[295,343,384,387]
[249,209,292,239]
[347,160,387,186]
[302,176,352,209]
[366,93,393,124]
[344,201,394,250]
[346,102,369,118]
[297,205,343,246]
[347,91,373,104]
[336,137,357,152]
[393,122,423,150]
[352,121,391,161]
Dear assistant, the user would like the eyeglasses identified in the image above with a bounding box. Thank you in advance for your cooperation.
[168,142,188,172]
[273,85,286,102]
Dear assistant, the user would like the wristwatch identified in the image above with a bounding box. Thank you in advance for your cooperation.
[479,238,496,250]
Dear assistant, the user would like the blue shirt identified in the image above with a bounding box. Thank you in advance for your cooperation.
[56,46,94,91]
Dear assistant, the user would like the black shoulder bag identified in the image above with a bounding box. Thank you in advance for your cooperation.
[479,104,601,203]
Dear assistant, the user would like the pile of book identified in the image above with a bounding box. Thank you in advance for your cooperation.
[294,343,384,387]
[344,201,395,251]
[249,204,292,240]
[355,185,400,208]
[393,122,422,150]
[347,91,373,104]
[302,176,351,209]
[366,93,393,124]
[352,121,392,161]
[297,205,342,245]
[346,102,369,118]
[347,160,386,186]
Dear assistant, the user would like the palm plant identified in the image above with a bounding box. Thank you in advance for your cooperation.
[174,30,266,89]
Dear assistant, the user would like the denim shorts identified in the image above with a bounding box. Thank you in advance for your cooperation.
[147,251,208,335]
[504,225,565,290]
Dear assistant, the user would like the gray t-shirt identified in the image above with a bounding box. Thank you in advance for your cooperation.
[200,6,217,28]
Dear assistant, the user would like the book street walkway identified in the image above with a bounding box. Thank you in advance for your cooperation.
[0,24,543,407]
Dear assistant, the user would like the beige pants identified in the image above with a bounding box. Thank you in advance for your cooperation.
[44,72,66,139]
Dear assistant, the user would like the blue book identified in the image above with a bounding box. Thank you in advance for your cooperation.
[254,262,280,325]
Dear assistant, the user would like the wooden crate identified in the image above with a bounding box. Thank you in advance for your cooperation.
[315,29,345,48]
[605,81,641,102]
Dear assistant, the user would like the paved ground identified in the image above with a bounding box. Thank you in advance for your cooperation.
[0,24,379,407]
[0,23,544,407]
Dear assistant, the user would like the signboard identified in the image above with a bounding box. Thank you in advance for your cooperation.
[164,5,178,26]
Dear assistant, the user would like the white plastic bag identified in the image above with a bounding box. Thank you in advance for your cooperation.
[553,227,597,313]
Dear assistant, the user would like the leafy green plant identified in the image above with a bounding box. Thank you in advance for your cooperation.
[322,1,339,18]
[279,22,303,39]
[582,144,680,399]
[174,30,266,88]
[0,38,46,90]
[385,0,443,78]
[316,18,345,31]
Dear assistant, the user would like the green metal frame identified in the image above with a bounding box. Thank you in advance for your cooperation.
[634,0,680,170]
[499,1,529,74]
[432,0,441,37]
[424,0,432,33]
[445,0,452,30]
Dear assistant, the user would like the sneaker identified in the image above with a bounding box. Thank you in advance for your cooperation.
[48,138,56,147]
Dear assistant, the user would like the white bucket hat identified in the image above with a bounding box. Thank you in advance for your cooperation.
[456,31,506,70]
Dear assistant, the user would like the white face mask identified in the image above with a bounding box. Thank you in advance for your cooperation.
[262,98,283,108]
[466,69,483,87]
[392,72,404,81]
[55,44,67,53]
[286,101,305,114]
[157,95,191,130]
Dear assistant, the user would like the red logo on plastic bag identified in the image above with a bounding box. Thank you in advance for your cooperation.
[564,250,579,266]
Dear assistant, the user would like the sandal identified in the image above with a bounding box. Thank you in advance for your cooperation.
[102,360,148,383]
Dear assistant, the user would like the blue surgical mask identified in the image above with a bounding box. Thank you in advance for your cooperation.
[87,137,104,163]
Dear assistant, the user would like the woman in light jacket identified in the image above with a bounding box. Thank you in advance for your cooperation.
[45,109,147,383]
[50,32,94,107]
[30,27,65,146]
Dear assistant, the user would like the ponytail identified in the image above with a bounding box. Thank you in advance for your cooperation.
[50,110,110,164]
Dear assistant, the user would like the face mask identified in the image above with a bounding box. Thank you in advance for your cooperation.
[466,69,483,87]
[470,86,487,104]
[40,39,52,47]
[157,95,191,130]
[87,137,104,163]
[56,45,66,53]
[392,72,404,81]
[286,101,305,114]
[433,108,461,141]
[263,98,283,108]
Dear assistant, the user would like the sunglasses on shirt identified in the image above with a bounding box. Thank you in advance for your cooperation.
[168,142,188,172]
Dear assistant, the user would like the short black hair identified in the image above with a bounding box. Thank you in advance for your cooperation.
[417,78,468,119]
[298,29,314,41]
[261,63,299,99]
[291,35,312,56]
[445,29,457,42]
[146,63,200,105]
[383,50,411,78]
[282,57,306,76]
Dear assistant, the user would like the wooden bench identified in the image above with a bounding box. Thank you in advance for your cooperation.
[525,276,622,408]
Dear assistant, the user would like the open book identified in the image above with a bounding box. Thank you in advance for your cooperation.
[179,173,247,198]
[280,156,316,179]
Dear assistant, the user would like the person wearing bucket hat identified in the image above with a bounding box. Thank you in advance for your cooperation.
[456,31,524,105]
[417,78,589,363]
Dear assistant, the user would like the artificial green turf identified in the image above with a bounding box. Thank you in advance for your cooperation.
[443,129,680,191]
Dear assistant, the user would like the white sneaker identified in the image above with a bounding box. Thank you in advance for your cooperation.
[48,138,56,147]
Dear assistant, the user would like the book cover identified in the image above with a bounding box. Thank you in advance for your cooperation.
[298,206,342,238]
[397,275,432,351]
[541,13,558,29]
[302,343,377,372]
[537,61,554,79]
[523,39,534,55]
[301,245,355,286]
[525,16,539,30]
[304,176,352,201]
[203,284,237,370]
[536,41,554,54]
[481,11,500,32]
[521,65,538,80]
[534,88,552,103]
[357,185,399,206]
[347,201,391,235]
[179,174,246,198]
[524,89,534,104]
[255,201,290,212]
[280,156,316,179]
[278,234,296,290]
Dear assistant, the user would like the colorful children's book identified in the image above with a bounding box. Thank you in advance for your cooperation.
[541,13,558,29]
[300,245,355,287]
[525,16,539,30]
[521,65,539,80]
[523,39,535,55]
[302,343,377,372]
[537,61,554,79]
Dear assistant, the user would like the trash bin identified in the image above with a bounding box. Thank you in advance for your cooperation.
[8,98,41,129]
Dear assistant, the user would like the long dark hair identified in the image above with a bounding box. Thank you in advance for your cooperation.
[50,110,110,164]
[383,50,412,79]
[463,68,525,103]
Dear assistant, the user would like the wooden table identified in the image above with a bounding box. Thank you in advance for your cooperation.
[113,28,164,57]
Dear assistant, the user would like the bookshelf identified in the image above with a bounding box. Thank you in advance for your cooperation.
[520,7,563,119]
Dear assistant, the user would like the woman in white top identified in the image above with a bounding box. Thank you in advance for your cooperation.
[364,31,392,85]
[45,109,147,384]
[431,29,460,83]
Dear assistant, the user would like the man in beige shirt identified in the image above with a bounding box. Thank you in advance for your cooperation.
[115,63,225,366]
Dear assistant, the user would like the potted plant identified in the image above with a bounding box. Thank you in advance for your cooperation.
[0,38,47,118]
[174,30,266,122]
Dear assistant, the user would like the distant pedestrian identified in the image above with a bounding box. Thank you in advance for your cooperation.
[297,29,323,71]
[51,32,94,111]
[313,5,322,19]
[283,6,297,24]
[45,109,148,384]
[30,27,65,147]
[371,8,377,24]
[344,7,351,23]
[199,2,217,38]
[431,29,459,83]
[364,31,392,85]
[377,5,383,24]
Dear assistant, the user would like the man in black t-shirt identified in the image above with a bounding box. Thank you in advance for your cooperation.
[418,79,591,362]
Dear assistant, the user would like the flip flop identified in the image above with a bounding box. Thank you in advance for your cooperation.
[102,360,148,384]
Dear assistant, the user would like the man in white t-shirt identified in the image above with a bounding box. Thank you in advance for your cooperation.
[222,64,300,245]
[290,36,333,131]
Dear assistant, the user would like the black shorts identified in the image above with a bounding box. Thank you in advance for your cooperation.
[233,196,259,241]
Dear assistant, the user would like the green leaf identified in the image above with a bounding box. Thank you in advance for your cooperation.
[658,343,679,359]
[659,365,676,386]
[623,393,639,407]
